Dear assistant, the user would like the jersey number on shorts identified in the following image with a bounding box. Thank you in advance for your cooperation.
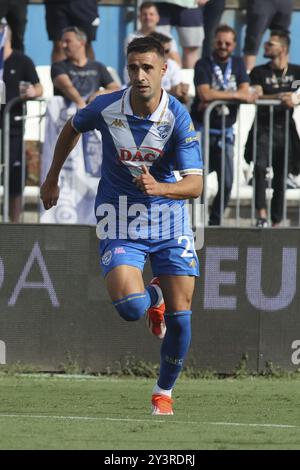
[178,236,194,258]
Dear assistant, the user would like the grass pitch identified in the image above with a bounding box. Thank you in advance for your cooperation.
[0,375,300,450]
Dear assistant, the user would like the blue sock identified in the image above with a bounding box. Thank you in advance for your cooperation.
[158,311,192,390]
[145,284,159,306]
[113,287,158,322]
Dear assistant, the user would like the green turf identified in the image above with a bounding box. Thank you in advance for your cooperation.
[0,375,300,449]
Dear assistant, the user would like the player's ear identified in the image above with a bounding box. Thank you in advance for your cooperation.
[161,61,167,77]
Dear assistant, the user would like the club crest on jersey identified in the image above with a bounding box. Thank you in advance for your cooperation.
[102,250,112,266]
[119,146,163,163]
[156,123,171,139]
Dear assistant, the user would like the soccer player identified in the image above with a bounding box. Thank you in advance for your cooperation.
[40,36,203,416]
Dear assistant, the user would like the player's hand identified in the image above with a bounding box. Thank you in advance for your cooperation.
[40,178,60,210]
[133,165,164,196]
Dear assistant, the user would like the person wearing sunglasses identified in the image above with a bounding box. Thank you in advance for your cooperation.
[243,0,293,73]
[191,24,257,226]
[244,30,300,228]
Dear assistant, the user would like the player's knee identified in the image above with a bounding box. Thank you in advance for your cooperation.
[113,293,148,322]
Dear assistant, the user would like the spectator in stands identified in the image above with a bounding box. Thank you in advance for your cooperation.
[0,0,28,52]
[44,0,100,63]
[1,25,43,223]
[51,26,120,109]
[243,0,294,73]
[244,30,300,228]
[149,32,189,104]
[191,24,257,226]
[153,0,209,68]
[202,0,225,58]
[124,2,181,66]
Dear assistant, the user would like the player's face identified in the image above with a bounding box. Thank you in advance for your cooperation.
[213,32,236,62]
[127,51,167,101]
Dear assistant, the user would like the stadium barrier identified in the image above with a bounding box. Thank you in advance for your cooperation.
[0,96,46,222]
[2,92,300,227]
[198,99,300,227]
[0,224,299,373]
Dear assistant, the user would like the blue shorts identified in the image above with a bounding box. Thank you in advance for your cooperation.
[99,235,199,277]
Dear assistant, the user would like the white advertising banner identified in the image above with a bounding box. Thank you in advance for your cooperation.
[40,96,102,224]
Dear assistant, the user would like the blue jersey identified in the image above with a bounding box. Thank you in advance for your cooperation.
[72,87,203,213]
[73,88,202,276]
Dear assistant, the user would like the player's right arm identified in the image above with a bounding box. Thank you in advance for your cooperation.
[40,119,81,210]
[40,93,104,210]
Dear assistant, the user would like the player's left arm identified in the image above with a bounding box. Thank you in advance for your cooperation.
[134,165,202,199]
[135,106,203,199]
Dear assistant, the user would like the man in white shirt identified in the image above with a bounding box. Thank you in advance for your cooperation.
[124,1,181,65]
[149,31,189,105]
[153,0,210,68]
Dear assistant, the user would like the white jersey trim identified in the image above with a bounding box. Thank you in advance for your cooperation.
[179,168,203,176]
[122,87,169,123]
[71,117,81,134]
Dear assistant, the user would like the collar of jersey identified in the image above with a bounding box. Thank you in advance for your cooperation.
[121,86,168,122]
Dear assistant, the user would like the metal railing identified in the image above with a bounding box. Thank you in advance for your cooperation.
[1,97,46,222]
[2,97,299,228]
[195,99,300,228]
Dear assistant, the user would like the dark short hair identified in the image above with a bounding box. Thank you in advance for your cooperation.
[215,24,237,42]
[127,36,165,58]
[139,1,158,12]
[149,31,172,46]
[270,29,291,50]
[61,26,87,42]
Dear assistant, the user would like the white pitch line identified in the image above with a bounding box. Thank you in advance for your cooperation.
[0,413,298,429]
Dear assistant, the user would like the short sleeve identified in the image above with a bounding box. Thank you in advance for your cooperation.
[72,98,100,133]
[168,60,182,87]
[236,57,250,85]
[22,56,40,85]
[97,62,114,88]
[249,66,262,86]
[173,108,203,177]
[194,59,212,87]
[51,61,67,81]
